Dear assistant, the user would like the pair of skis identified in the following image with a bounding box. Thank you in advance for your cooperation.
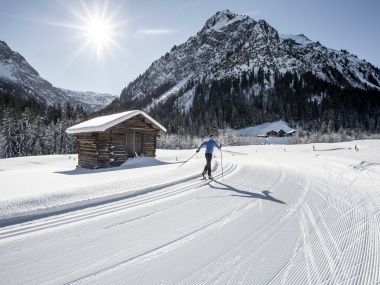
[201,176,214,181]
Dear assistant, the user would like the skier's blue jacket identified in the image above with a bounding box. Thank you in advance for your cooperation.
[198,139,221,154]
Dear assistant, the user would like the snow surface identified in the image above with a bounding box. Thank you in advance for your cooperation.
[146,76,192,111]
[238,120,295,136]
[1,140,380,284]
[280,34,314,48]
[176,86,195,111]
[66,110,167,134]
[0,62,16,82]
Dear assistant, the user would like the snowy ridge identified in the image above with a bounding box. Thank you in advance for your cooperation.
[0,40,116,112]
[280,34,313,48]
[145,75,192,111]
[58,88,117,112]
[0,61,17,82]
[118,10,380,111]
[201,9,248,32]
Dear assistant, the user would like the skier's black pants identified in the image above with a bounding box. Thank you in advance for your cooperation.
[203,153,212,177]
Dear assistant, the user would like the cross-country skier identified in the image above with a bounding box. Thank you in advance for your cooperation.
[196,134,221,179]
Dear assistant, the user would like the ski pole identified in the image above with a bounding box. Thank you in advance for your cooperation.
[220,148,224,180]
[178,152,197,167]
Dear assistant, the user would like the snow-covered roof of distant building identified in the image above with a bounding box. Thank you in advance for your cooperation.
[238,120,295,137]
[66,110,167,134]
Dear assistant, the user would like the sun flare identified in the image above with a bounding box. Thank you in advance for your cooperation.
[56,1,123,59]
[83,16,114,56]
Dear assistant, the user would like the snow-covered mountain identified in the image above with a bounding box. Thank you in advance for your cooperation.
[57,88,117,112]
[0,40,117,112]
[118,9,380,110]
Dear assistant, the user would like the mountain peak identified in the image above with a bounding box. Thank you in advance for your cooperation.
[201,9,246,32]
[114,9,380,134]
[0,40,14,60]
[214,9,237,19]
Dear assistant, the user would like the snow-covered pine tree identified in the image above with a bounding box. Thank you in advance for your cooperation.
[18,108,35,156]
[0,109,17,158]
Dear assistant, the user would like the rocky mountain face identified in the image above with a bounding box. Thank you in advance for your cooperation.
[111,10,380,134]
[0,40,116,112]
[117,10,380,110]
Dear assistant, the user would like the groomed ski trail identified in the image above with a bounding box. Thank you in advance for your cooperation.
[0,143,379,284]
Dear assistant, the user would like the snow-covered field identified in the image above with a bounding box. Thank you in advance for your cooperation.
[1,140,380,284]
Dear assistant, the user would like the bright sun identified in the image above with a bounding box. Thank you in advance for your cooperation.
[83,16,114,56]
[58,1,122,59]
[50,2,124,59]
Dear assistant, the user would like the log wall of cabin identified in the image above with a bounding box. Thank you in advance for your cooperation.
[76,133,99,169]
[143,132,157,157]
[97,132,112,168]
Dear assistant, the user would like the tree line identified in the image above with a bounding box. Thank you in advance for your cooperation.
[147,69,380,136]
[0,92,87,158]
[1,67,380,158]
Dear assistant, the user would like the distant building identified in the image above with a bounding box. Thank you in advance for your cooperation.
[261,129,296,138]
[285,129,297,136]
[66,110,167,169]
[277,129,286,137]
[266,130,278,138]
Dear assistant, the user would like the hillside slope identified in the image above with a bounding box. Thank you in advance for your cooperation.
[0,40,116,112]
[117,10,380,110]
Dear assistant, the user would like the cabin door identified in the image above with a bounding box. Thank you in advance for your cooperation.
[126,131,144,156]
[135,132,143,155]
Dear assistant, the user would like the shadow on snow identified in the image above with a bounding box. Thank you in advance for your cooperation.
[55,158,180,175]
[209,180,286,205]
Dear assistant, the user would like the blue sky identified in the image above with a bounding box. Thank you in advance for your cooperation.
[0,0,379,95]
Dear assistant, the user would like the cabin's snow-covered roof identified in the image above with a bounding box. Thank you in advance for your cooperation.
[66,110,167,134]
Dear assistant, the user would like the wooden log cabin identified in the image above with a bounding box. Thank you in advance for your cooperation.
[66,110,167,169]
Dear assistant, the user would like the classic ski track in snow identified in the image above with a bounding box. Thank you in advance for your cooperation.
[0,142,380,284]
[0,163,237,242]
